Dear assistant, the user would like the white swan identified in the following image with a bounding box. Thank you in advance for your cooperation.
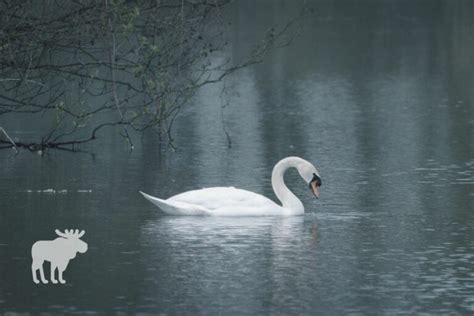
[140,156,322,216]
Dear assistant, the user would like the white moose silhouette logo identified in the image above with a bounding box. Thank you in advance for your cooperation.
[31,229,88,284]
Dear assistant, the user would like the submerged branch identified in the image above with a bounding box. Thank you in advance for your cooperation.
[0,127,19,153]
[0,121,127,152]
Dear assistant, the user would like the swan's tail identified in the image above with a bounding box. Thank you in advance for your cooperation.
[139,191,207,215]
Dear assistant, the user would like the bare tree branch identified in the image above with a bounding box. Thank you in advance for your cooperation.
[0,0,309,152]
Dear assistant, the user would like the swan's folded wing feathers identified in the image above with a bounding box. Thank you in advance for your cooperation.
[168,187,278,212]
[140,191,208,215]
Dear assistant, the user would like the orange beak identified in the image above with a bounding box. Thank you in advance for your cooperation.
[310,181,320,199]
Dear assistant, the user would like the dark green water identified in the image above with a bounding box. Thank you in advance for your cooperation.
[1,0,474,314]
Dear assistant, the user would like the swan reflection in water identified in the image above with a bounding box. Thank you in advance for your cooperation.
[138,216,319,311]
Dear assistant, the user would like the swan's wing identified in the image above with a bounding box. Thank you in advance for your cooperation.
[168,187,281,216]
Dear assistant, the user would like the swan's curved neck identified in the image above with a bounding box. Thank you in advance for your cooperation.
[271,157,304,214]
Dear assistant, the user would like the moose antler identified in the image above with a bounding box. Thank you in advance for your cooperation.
[55,229,68,238]
[55,229,85,238]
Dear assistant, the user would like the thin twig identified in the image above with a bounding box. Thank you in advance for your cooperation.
[219,80,232,148]
[105,0,134,150]
[0,78,46,87]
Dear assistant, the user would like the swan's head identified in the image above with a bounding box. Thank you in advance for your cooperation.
[296,159,322,199]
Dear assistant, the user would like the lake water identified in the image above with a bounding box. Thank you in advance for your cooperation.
[1,0,474,314]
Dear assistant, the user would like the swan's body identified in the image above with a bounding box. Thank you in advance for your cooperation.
[140,157,321,217]
[140,187,291,216]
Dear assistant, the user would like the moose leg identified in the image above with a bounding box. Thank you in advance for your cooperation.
[58,261,69,284]
[38,263,48,284]
[50,263,58,284]
[31,262,40,284]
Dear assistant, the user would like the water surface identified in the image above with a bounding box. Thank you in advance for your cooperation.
[1,0,473,314]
